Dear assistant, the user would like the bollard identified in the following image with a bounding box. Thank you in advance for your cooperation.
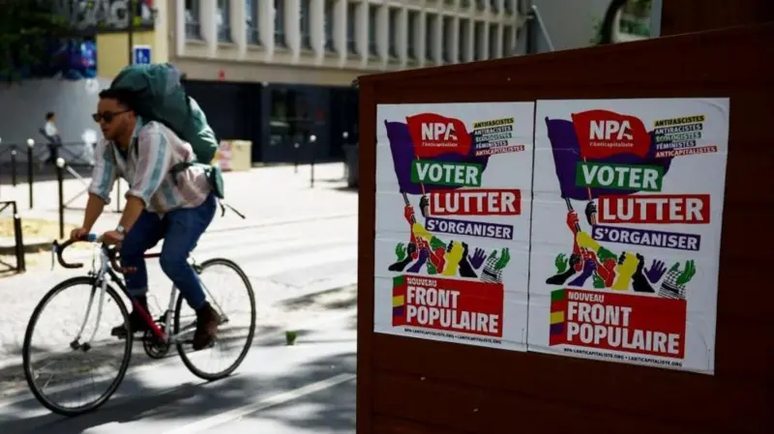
[115,180,122,213]
[309,135,317,188]
[26,139,34,209]
[10,147,17,187]
[13,212,25,272]
[342,131,349,179]
[294,142,300,173]
[56,157,65,239]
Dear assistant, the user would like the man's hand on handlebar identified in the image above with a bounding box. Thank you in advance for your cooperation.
[70,227,89,241]
[101,230,124,246]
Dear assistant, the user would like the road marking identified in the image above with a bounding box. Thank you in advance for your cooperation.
[161,372,356,434]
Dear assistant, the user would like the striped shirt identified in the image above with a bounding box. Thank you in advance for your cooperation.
[88,118,212,214]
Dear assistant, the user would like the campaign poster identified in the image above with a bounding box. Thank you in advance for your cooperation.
[374,102,535,351]
[527,98,729,374]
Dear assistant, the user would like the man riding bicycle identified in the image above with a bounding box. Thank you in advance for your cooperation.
[71,87,220,351]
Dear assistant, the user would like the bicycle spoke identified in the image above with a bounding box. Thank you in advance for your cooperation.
[23,277,133,416]
[175,258,256,381]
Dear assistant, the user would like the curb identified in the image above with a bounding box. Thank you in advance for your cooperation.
[0,213,357,258]
[0,238,51,255]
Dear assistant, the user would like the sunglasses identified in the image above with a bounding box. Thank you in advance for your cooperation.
[92,110,130,123]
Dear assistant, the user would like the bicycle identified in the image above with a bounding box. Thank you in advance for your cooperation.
[21,233,257,417]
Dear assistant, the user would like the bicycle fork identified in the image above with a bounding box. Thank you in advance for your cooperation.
[69,270,110,352]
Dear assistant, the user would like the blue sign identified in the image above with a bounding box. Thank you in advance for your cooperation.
[133,45,152,65]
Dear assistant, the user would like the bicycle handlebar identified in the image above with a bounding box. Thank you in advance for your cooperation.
[52,234,122,271]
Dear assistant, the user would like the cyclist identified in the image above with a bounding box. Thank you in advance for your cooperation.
[70,88,220,351]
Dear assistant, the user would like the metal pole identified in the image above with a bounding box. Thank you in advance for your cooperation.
[56,158,65,239]
[309,134,317,188]
[26,139,34,209]
[128,0,135,66]
[11,147,17,187]
[530,5,555,52]
[115,2,135,215]
[294,142,300,173]
[12,201,25,272]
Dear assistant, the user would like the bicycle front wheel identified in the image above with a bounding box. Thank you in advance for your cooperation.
[22,276,133,416]
[175,258,256,381]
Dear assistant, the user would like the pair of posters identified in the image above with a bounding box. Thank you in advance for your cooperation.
[374,98,729,375]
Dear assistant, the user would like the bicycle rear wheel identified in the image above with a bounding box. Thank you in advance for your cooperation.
[174,258,256,381]
[22,276,133,416]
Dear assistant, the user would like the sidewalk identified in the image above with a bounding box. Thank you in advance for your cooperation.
[0,162,357,235]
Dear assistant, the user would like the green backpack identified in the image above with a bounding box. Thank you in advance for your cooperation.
[110,63,224,198]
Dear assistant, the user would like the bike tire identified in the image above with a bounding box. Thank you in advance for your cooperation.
[174,258,256,381]
[22,276,133,416]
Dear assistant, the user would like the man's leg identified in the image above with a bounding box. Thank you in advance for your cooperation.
[111,211,165,337]
[159,194,218,350]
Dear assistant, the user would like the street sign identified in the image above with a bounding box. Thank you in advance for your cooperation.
[132,45,152,65]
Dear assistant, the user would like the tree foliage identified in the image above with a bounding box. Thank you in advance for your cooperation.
[0,0,76,83]
[590,0,653,45]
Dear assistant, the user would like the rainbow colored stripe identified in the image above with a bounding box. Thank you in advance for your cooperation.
[392,275,407,326]
[549,289,567,345]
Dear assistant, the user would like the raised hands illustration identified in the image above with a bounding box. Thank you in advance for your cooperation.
[592,272,605,289]
[406,240,430,273]
[428,246,446,274]
[403,204,415,224]
[469,247,487,270]
[566,210,580,233]
[419,195,430,218]
[584,201,597,226]
[546,253,581,285]
[658,260,696,300]
[395,243,407,261]
[481,248,511,283]
[644,259,667,284]
[441,241,466,276]
[388,242,417,272]
[554,253,569,274]
[457,242,479,278]
[675,260,696,285]
[631,253,655,293]
[568,258,596,287]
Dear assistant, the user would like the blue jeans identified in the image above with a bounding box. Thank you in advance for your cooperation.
[120,194,217,310]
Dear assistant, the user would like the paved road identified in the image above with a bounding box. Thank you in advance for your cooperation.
[0,304,357,434]
[0,213,358,373]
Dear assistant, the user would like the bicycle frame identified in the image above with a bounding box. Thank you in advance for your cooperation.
[65,241,227,351]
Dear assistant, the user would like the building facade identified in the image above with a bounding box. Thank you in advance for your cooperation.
[168,0,526,163]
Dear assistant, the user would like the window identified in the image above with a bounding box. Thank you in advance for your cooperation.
[368,5,378,57]
[407,11,418,60]
[476,0,485,10]
[504,0,512,14]
[388,8,398,58]
[246,0,260,44]
[488,25,498,58]
[474,22,484,60]
[462,0,470,8]
[346,3,357,54]
[442,16,452,63]
[274,0,286,47]
[502,25,513,55]
[458,19,469,62]
[300,0,311,49]
[185,0,201,39]
[489,0,499,13]
[217,0,231,42]
[324,0,335,52]
[425,14,434,61]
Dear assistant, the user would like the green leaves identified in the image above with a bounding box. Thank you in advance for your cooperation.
[0,0,76,83]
